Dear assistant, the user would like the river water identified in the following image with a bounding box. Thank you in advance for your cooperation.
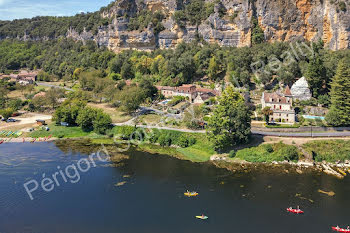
[0,141,349,233]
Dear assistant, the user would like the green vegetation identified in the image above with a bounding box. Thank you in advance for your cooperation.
[112,126,214,162]
[261,106,273,124]
[251,17,265,45]
[29,124,105,139]
[302,140,350,162]
[0,39,115,77]
[53,99,112,134]
[264,124,300,128]
[326,57,350,126]
[173,0,214,27]
[0,107,14,120]
[128,10,165,34]
[233,142,300,163]
[0,10,111,38]
[207,86,251,151]
[168,96,185,107]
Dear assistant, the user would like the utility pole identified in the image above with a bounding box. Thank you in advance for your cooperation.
[311,125,313,138]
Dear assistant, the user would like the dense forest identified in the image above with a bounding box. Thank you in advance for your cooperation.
[0,1,116,39]
[1,39,350,98]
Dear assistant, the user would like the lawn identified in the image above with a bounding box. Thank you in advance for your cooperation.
[87,103,132,123]
[29,124,106,139]
[232,142,301,163]
[137,113,162,125]
[176,134,215,162]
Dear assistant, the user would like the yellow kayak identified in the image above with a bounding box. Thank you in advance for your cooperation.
[184,191,198,197]
[196,215,208,220]
[337,168,347,176]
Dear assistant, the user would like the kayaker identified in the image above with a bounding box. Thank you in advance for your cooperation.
[347,226,349,230]
[297,205,300,210]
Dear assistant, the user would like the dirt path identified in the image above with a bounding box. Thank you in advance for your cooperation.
[0,113,52,130]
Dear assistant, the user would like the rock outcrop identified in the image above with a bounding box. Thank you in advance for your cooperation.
[291,77,312,100]
[66,0,350,52]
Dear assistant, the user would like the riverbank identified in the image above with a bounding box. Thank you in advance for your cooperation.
[3,124,350,178]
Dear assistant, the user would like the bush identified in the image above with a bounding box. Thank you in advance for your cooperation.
[93,110,112,134]
[115,126,136,140]
[158,134,171,147]
[177,135,189,148]
[264,144,273,153]
[229,150,236,158]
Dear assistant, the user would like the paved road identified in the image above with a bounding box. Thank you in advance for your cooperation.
[251,130,350,137]
[37,82,74,91]
[113,122,350,137]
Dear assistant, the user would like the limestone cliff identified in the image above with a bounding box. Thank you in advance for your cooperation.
[66,0,350,51]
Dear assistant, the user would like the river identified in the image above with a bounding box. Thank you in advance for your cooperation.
[0,141,349,233]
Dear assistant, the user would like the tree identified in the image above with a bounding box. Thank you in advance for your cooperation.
[139,78,158,99]
[46,88,64,109]
[326,58,350,126]
[208,56,220,81]
[53,99,86,125]
[305,55,327,97]
[251,17,264,45]
[0,108,14,120]
[76,107,97,131]
[261,106,273,124]
[121,62,133,80]
[115,86,144,113]
[206,86,251,151]
[93,110,112,134]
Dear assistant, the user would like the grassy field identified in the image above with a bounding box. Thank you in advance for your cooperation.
[137,114,162,125]
[302,140,350,162]
[87,103,132,123]
[29,124,106,139]
[176,134,215,162]
[232,142,301,163]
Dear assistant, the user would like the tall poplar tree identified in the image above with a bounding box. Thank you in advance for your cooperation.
[326,57,350,126]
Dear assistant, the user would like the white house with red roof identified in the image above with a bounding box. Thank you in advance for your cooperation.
[261,86,296,123]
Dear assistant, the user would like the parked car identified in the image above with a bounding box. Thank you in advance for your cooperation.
[60,122,69,127]
[6,118,17,123]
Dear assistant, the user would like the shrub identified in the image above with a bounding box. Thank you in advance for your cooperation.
[177,135,189,148]
[188,137,196,146]
[229,150,236,158]
[158,134,171,147]
[116,126,136,140]
[264,144,273,153]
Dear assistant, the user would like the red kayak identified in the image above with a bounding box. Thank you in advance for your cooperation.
[286,207,304,214]
[332,227,350,233]
[0,140,4,145]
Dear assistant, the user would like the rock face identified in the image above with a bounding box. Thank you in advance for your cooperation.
[291,77,312,100]
[67,0,350,52]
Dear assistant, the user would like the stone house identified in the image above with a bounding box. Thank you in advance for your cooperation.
[156,84,216,103]
[261,88,296,123]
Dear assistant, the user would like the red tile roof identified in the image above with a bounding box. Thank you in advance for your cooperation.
[263,92,291,104]
[284,86,292,96]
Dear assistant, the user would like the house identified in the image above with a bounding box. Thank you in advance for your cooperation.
[156,84,218,103]
[193,92,215,104]
[261,88,295,123]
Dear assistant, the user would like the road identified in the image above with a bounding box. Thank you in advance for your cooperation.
[37,82,74,91]
[114,122,350,137]
[251,130,350,137]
